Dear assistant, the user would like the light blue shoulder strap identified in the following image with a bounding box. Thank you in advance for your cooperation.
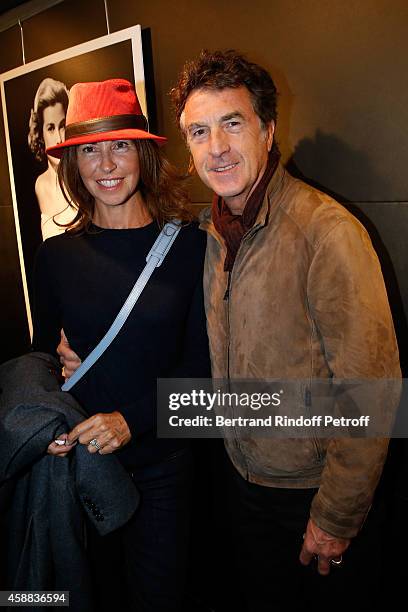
[62,220,181,392]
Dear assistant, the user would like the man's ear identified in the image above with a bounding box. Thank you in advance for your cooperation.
[180,110,187,138]
[266,121,275,152]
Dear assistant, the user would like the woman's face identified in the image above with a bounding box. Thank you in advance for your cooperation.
[76,139,141,210]
[43,102,66,154]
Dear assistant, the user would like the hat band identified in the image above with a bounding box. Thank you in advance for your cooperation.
[65,113,148,139]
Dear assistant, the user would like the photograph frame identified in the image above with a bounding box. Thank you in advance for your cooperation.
[0,25,147,338]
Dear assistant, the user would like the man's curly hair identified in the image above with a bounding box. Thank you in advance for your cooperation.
[170,49,278,132]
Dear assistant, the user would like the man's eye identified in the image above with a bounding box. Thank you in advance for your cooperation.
[81,145,95,153]
[226,121,240,129]
[47,125,55,132]
[192,128,207,139]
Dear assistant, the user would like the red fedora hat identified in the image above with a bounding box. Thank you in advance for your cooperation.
[46,78,166,158]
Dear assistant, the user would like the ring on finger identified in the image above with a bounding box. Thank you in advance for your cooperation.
[88,438,101,451]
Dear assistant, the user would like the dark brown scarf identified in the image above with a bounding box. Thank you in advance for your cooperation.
[212,148,280,271]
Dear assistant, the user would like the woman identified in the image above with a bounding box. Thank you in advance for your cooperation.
[28,77,76,239]
[32,78,210,611]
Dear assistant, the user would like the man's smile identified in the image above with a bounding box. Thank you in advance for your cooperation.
[211,162,239,173]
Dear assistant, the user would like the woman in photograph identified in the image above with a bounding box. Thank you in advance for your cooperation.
[28,77,76,239]
[31,78,210,612]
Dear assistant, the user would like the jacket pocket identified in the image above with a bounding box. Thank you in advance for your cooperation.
[237,437,323,477]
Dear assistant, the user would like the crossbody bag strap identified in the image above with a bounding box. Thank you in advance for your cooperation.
[61,220,181,392]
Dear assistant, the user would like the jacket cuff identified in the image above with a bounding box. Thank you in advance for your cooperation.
[310,493,370,538]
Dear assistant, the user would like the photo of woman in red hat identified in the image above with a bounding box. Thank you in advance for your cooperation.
[31,78,210,611]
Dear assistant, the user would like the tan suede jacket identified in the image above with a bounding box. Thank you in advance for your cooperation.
[199,164,401,538]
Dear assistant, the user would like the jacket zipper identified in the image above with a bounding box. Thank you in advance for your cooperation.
[224,230,261,478]
[202,218,263,478]
[223,271,231,301]
[224,226,260,380]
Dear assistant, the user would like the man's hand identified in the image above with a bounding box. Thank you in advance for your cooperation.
[66,411,131,455]
[57,329,81,378]
[299,518,350,575]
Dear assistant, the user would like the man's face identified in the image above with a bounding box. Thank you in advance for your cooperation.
[182,86,274,214]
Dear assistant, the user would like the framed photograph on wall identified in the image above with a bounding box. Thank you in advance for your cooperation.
[0,25,148,338]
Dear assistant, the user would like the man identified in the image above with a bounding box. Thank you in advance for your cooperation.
[60,51,400,609]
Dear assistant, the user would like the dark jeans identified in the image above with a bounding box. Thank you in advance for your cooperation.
[224,452,383,612]
[88,448,193,612]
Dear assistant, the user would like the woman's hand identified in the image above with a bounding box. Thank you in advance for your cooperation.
[57,329,81,379]
[66,411,131,455]
[47,432,77,457]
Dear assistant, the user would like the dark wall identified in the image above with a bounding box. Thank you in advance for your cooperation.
[0,0,407,365]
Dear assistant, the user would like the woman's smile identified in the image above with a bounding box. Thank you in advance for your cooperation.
[96,177,125,189]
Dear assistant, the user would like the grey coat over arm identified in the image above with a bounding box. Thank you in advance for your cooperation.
[0,352,140,612]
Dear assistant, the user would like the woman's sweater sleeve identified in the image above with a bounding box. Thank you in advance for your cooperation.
[31,242,63,358]
[172,271,211,379]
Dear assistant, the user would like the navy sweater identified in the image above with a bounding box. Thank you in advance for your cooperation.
[32,221,210,467]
